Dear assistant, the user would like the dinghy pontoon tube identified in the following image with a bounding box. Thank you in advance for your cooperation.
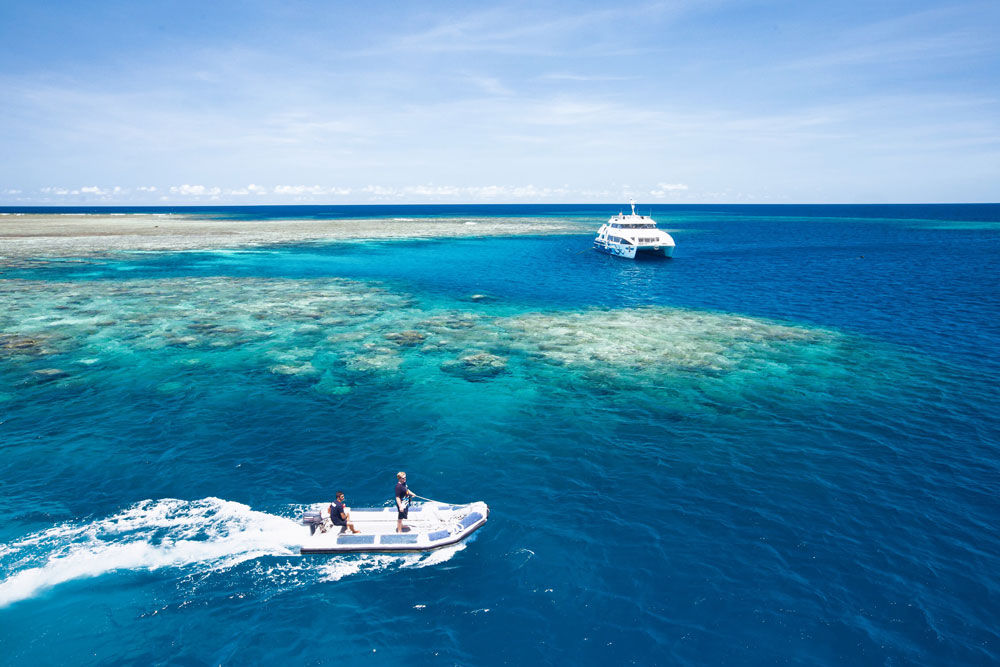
[299,501,489,554]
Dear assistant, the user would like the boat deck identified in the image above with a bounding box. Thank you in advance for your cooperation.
[300,503,488,554]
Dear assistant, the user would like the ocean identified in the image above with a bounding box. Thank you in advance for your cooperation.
[1,204,998,664]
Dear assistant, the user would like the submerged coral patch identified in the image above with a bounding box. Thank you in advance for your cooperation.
[440,352,508,381]
[384,330,427,347]
[500,308,829,376]
[0,276,878,413]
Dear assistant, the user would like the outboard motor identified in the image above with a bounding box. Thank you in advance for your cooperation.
[302,510,324,535]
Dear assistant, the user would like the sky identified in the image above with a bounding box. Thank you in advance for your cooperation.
[0,0,998,204]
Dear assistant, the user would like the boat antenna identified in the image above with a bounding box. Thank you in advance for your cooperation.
[629,198,636,216]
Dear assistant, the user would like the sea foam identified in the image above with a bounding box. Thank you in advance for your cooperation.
[0,496,474,608]
[0,498,301,607]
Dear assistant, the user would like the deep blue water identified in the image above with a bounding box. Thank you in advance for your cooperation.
[1,205,999,664]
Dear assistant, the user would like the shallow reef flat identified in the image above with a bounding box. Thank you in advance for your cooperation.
[0,276,903,416]
[0,214,590,261]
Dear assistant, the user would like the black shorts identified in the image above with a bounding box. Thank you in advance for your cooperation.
[397,507,409,520]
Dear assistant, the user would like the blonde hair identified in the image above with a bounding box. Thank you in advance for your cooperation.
[397,471,406,479]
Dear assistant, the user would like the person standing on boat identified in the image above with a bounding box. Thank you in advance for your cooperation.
[395,471,415,533]
[329,491,360,534]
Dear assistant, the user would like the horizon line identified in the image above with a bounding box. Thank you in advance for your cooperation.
[2,201,999,209]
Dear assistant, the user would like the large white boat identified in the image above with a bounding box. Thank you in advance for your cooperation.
[593,200,675,258]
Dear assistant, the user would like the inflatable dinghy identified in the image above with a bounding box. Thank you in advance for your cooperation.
[299,501,489,554]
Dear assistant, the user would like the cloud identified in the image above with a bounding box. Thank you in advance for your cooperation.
[404,185,462,197]
[781,7,997,71]
[273,185,350,196]
[578,188,612,199]
[361,185,399,197]
[464,75,513,97]
[354,184,574,200]
[383,4,661,58]
[170,184,222,196]
[274,185,322,195]
[650,183,689,197]
[21,182,638,203]
[512,185,569,198]
[538,73,637,82]
[37,186,123,197]
[467,185,503,198]
[224,185,270,195]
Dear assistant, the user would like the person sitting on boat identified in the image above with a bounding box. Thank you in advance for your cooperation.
[395,471,416,533]
[329,491,360,534]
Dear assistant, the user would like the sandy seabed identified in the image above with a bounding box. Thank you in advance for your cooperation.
[0,214,590,260]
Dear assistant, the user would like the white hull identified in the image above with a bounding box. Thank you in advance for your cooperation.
[300,501,488,554]
[593,241,673,258]
[593,239,637,258]
[642,244,673,258]
[593,201,675,260]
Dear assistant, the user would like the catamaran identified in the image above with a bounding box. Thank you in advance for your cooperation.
[593,200,675,258]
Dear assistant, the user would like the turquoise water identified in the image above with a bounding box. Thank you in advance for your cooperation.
[1,205,999,664]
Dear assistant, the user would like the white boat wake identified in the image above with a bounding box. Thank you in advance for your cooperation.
[318,541,468,582]
[0,497,469,608]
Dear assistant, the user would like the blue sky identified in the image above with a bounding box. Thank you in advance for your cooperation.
[1,0,997,204]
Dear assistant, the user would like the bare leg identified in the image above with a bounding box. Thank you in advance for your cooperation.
[342,511,360,534]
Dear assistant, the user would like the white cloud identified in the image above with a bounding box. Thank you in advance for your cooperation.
[404,185,461,197]
[274,185,323,195]
[361,185,399,197]
[170,184,222,196]
[352,184,574,201]
[650,183,689,197]
[578,188,612,199]
[273,185,350,196]
[467,185,504,198]
[6,182,780,203]
[511,185,569,198]
[464,75,513,97]
[217,184,272,196]
[539,73,636,82]
[384,4,653,58]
